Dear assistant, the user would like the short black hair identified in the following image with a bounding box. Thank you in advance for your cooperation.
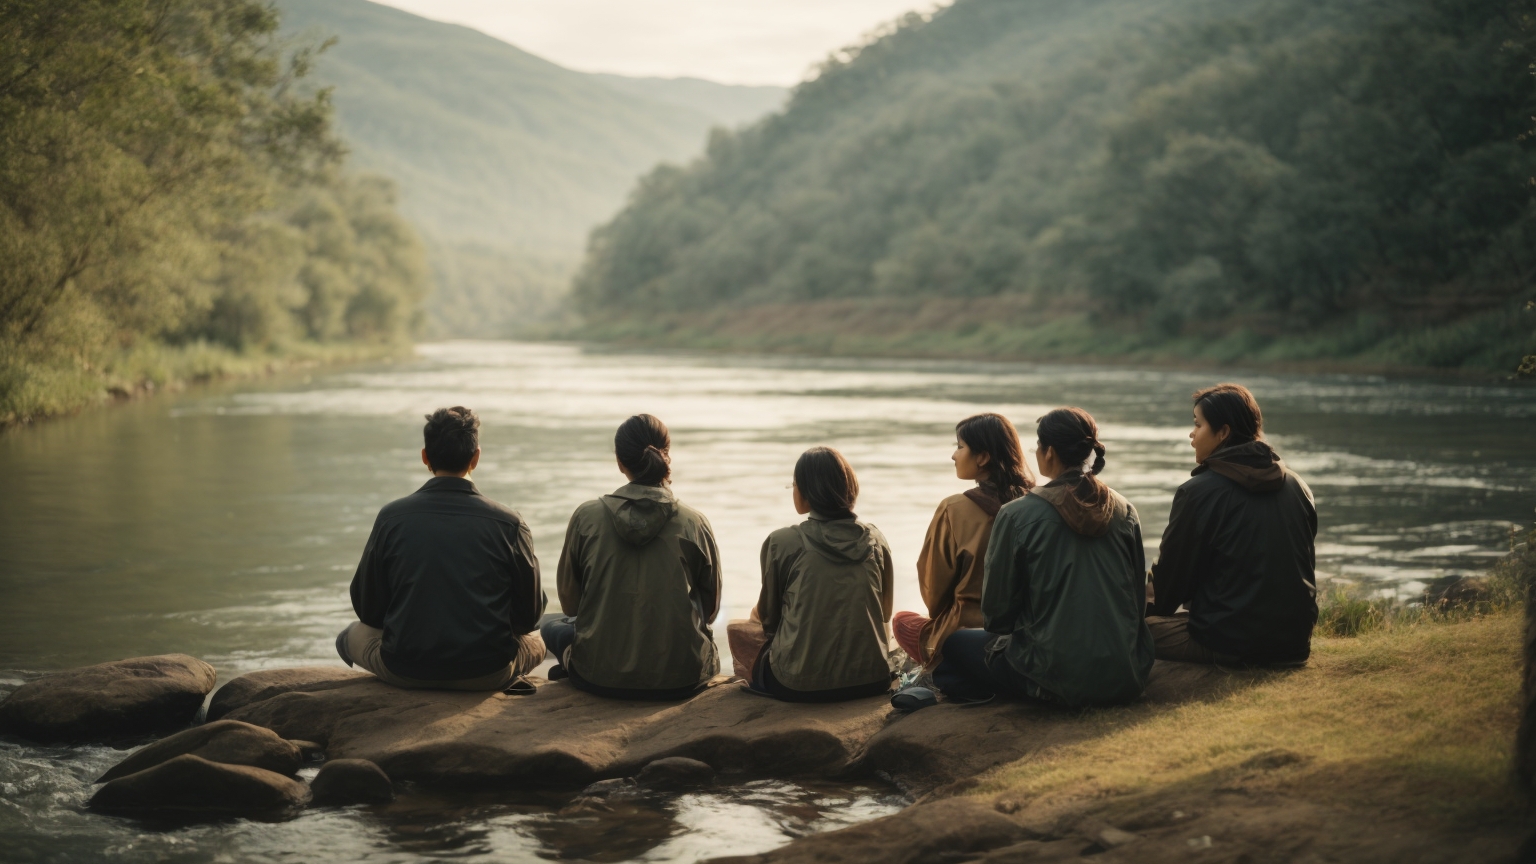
[423,406,479,473]
[1192,383,1263,445]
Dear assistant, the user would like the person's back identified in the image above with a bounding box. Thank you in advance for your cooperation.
[544,414,722,699]
[339,407,546,690]
[740,447,894,702]
[1150,384,1318,665]
[986,485,1152,707]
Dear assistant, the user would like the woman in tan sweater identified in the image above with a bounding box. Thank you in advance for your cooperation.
[893,413,1035,668]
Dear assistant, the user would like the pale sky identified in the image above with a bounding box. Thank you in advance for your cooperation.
[371,0,949,86]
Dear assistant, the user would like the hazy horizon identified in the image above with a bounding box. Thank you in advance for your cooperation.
[370,0,950,86]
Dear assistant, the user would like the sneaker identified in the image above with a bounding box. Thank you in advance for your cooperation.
[502,677,536,696]
[890,686,938,712]
[547,664,569,681]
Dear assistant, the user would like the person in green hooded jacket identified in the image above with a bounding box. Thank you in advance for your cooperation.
[928,407,1154,708]
[541,414,722,700]
[1147,383,1318,666]
[728,447,895,702]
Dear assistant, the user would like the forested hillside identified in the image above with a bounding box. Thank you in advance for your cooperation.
[1,0,428,424]
[275,0,786,335]
[575,0,1536,372]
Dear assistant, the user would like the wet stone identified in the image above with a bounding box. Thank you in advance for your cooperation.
[311,758,394,805]
[635,757,715,791]
[88,753,310,819]
[97,719,303,783]
[0,655,216,744]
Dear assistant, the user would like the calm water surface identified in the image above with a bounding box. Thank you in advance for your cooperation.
[1,341,1533,862]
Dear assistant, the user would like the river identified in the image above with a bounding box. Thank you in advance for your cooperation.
[2,341,1533,862]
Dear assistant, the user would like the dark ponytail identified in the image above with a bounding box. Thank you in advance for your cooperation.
[615,414,671,486]
[793,447,859,519]
[955,413,1035,503]
[1035,407,1106,475]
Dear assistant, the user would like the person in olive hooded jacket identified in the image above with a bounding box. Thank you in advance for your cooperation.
[541,414,723,700]
[930,407,1154,708]
[729,447,895,702]
[1147,384,1318,666]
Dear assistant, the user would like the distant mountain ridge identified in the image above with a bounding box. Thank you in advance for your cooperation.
[274,0,786,335]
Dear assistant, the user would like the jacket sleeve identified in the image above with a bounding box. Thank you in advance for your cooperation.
[555,510,585,616]
[981,507,1027,635]
[878,533,895,624]
[350,514,389,628]
[757,533,783,635]
[507,518,545,635]
[692,518,724,625]
[1150,483,1202,616]
[916,503,959,618]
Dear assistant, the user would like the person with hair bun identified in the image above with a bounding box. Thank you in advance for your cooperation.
[891,413,1035,670]
[918,407,1153,709]
[541,414,723,700]
[1147,384,1318,666]
[727,447,896,702]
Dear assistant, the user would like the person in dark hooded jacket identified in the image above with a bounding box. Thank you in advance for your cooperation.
[541,415,722,699]
[930,408,1154,708]
[729,447,895,702]
[1147,384,1318,665]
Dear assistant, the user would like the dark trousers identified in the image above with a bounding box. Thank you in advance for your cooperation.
[931,629,1038,702]
[539,616,707,702]
[749,652,891,703]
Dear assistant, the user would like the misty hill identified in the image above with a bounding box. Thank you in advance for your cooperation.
[275,0,786,335]
[575,0,1536,372]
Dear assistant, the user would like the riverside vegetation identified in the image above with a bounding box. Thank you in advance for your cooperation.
[574,0,1536,374]
[1,0,429,426]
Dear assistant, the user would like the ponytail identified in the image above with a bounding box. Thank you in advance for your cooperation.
[1036,407,1107,475]
[615,414,672,486]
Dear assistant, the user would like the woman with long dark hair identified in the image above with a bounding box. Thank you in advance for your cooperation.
[919,408,1152,708]
[727,447,895,702]
[1147,384,1318,665]
[542,414,723,700]
[891,413,1034,669]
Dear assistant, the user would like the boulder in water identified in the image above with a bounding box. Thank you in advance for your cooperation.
[310,758,394,805]
[96,719,303,783]
[635,756,715,790]
[88,753,310,818]
[206,666,371,721]
[0,655,216,743]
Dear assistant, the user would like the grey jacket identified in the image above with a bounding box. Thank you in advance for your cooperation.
[758,514,894,691]
[556,483,722,691]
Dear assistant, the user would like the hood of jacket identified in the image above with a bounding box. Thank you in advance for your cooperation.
[800,512,873,564]
[1030,470,1117,537]
[963,485,1002,518]
[601,482,679,545]
[1196,439,1286,493]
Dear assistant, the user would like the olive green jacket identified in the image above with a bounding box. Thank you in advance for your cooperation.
[982,489,1154,707]
[556,483,722,691]
[758,513,894,691]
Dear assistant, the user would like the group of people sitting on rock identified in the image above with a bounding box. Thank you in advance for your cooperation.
[336,381,1319,710]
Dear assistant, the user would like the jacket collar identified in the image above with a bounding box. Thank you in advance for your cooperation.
[419,476,478,495]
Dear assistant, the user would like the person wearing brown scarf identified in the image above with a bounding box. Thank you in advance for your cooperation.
[924,408,1154,708]
[1147,384,1319,666]
[891,413,1035,669]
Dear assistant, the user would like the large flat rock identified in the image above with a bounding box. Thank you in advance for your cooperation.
[217,660,1248,794]
[0,655,216,743]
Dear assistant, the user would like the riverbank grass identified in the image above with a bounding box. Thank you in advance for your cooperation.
[974,611,1526,842]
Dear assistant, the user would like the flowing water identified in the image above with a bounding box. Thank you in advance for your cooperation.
[1,341,1533,862]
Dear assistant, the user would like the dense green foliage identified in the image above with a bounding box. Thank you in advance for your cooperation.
[576,0,1536,371]
[0,0,427,423]
[274,0,785,335]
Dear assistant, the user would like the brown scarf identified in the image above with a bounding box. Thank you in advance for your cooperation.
[1029,469,1117,537]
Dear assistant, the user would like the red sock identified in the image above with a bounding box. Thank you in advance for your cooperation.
[892,611,929,665]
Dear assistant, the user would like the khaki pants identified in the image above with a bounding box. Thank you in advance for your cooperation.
[726,617,768,681]
[339,622,545,691]
[1146,614,1240,665]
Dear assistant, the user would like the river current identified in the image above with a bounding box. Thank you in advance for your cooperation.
[2,341,1533,862]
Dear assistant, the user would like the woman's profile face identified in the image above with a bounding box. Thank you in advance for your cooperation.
[1190,404,1230,464]
[953,439,987,481]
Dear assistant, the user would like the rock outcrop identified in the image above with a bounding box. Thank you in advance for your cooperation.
[0,655,216,743]
[206,666,371,721]
[310,758,394,805]
[96,719,303,783]
[88,754,311,818]
[215,660,1246,795]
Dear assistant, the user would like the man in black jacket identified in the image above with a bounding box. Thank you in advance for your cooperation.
[336,406,546,689]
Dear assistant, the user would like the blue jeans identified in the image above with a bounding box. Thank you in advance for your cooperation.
[931,630,1038,702]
